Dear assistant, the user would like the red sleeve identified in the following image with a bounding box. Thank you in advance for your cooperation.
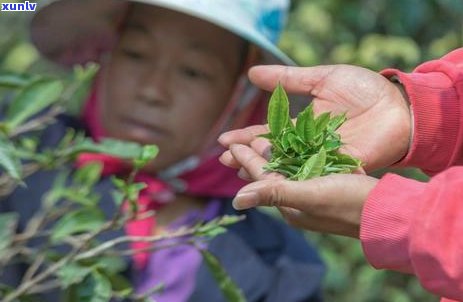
[381,48,463,174]
[360,167,463,300]
[360,50,463,300]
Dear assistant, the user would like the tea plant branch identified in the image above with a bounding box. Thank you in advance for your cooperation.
[27,279,61,295]
[0,162,40,197]
[21,254,46,284]
[1,205,127,302]
[109,239,195,257]
[75,228,201,261]
[131,283,164,301]
[74,214,245,261]
[1,172,131,302]
[8,105,65,138]
[1,213,244,301]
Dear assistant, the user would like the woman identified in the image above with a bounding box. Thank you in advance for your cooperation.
[1,0,325,301]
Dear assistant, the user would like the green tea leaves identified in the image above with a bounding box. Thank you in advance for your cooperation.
[6,79,63,129]
[201,250,246,302]
[296,103,316,141]
[296,147,326,180]
[263,85,361,180]
[267,83,290,137]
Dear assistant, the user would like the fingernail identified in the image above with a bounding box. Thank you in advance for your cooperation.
[237,168,251,181]
[218,153,226,164]
[233,191,259,210]
[217,133,226,144]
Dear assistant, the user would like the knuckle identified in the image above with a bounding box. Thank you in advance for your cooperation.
[267,181,286,207]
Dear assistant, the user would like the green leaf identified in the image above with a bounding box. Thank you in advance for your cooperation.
[6,79,63,128]
[111,177,126,190]
[92,256,127,274]
[324,139,342,151]
[66,64,99,116]
[0,72,36,89]
[51,208,105,242]
[315,112,331,136]
[295,147,327,180]
[44,169,71,207]
[74,162,103,188]
[201,250,246,302]
[267,83,290,137]
[196,225,227,238]
[127,182,147,202]
[134,145,159,169]
[328,113,347,131]
[57,263,92,287]
[216,215,245,226]
[111,190,125,207]
[280,131,291,152]
[296,103,316,141]
[19,137,38,152]
[91,272,113,302]
[195,215,244,239]
[287,132,305,154]
[0,212,18,258]
[67,272,112,302]
[107,274,132,298]
[334,153,362,167]
[0,136,22,180]
[257,132,273,140]
[70,138,144,159]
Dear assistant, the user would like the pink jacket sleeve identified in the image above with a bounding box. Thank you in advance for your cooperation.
[360,48,463,300]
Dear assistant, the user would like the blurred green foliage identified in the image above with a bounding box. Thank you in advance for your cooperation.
[283,0,463,70]
[281,1,462,301]
[0,0,461,301]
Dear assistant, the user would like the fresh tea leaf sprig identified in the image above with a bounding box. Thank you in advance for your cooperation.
[261,84,361,180]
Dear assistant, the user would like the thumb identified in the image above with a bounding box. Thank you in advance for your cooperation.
[233,175,377,238]
[232,178,316,210]
[248,65,338,95]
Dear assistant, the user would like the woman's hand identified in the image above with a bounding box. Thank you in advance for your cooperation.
[219,64,411,172]
[226,144,377,238]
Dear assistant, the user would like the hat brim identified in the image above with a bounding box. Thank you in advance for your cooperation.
[31,0,295,66]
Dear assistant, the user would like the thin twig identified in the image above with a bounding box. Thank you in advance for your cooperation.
[75,227,199,261]
[0,162,41,197]
[131,283,164,301]
[9,106,64,138]
[21,254,45,284]
[107,238,198,257]
[27,279,61,295]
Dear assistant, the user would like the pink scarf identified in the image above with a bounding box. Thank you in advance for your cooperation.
[76,78,266,268]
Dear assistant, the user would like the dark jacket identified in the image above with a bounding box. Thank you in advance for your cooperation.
[0,116,325,301]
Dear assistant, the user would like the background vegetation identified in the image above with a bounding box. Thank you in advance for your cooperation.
[1,0,462,301]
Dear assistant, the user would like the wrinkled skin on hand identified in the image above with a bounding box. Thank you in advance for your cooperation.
[218,64,411,238]
[220,64,412,173]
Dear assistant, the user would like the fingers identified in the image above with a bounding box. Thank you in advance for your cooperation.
[218,150,241,169]
[248,65,337,95]
[229,144,282,181]
[232,174,378,238]
[232,179,307,210]
[232,174,376,213]
[218,124,269,147]
[219,137,272,169]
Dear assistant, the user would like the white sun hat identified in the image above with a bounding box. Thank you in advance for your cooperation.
[30,0,294,66]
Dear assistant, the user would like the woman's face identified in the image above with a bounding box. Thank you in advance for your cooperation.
[100,5,245,170]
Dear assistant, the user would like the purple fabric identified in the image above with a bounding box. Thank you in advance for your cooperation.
[135,200,221,301]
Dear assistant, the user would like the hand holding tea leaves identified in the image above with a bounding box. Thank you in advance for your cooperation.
[220,65,411,173]
[260,83,361,180]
